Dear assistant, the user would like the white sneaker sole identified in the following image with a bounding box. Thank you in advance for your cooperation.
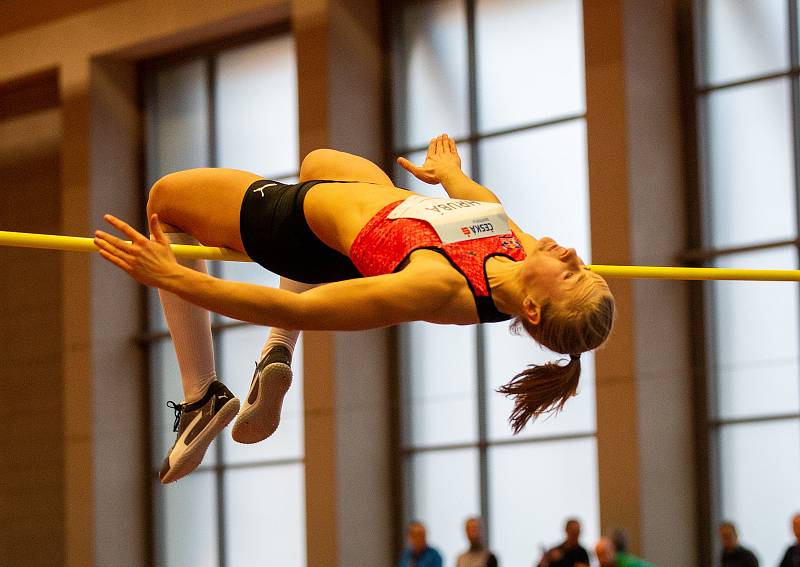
[160,397,240,484]
[232,362,292,444]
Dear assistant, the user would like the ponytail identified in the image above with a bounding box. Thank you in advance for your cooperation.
[497,354,582,434]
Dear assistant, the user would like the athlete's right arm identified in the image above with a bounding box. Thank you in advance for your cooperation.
[94,212,461,330]
[165,266,457,330]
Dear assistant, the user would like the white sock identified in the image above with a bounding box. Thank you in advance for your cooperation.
[259,277,318,360]
[158,232,216,403]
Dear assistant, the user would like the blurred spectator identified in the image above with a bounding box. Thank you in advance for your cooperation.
[456,517,498,567]
[718,521,758,567]
[536,518,590,567]
[595,534,655,567]
[778,513,800,567]
[398,521,443,567]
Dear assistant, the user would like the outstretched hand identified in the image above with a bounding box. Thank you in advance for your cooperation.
[397,133,462,185]
[94,213,180,287]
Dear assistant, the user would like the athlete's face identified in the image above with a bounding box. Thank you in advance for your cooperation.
[521,236,606,304]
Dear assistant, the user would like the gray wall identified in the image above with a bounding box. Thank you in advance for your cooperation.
[625,1,697,564]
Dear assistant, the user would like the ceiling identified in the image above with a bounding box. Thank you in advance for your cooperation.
[0,0,128,36]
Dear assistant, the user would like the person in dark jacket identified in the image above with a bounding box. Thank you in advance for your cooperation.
[779,513,800,567]
[718,522,758,567]
[537,518,590,567]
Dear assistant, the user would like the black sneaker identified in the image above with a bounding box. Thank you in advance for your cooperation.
[159,380,240,484]
[231,345,293,444]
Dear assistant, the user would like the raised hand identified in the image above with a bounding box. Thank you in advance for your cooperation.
[94,213,180,287]
[397,133,462,185]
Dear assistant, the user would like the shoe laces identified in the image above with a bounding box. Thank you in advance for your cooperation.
[166,400,184,432]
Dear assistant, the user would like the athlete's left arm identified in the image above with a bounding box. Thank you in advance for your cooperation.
[398,134,530,240]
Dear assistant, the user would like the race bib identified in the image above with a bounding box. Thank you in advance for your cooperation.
[388,195,511,244]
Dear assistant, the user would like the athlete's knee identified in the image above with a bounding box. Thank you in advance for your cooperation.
[146,172,182,217]
[146,179,181,233]
[299,149,340,181]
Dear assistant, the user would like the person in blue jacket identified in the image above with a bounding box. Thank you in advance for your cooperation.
[398,521,443,567]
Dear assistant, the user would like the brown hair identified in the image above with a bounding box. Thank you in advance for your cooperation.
[497,288,615,434]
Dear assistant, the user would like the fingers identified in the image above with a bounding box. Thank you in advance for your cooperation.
[104,214,148,245]
[94,229,132,255]
[431,133,457,155]
[94,232,135,265]
[448,135,457,154]
[149,213,168,244]
[397,156,438,184]
[396,156,418,174]
[97,248,133,272]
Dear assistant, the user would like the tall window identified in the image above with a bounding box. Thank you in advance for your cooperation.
[694,1,800,564]
[392,1,598,565]
[142,31,307,567]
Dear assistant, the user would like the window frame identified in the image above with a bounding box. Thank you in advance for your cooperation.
[389,0,597,558]
[138,23,303,567]
[687,1,800,564]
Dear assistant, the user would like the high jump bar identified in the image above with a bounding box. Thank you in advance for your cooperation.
[1,229,798,282]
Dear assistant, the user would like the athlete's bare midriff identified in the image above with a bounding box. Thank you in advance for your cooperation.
[302,181,417,255]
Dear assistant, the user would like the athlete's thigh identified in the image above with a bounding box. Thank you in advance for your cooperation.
[146,167,260,251]
[299,149,393,186]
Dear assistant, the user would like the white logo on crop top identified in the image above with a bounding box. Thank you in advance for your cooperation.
[252,183,277,197]
[388,195,510,244]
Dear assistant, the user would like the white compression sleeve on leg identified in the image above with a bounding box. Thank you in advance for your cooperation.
[260,277,319,360]
[158,232,217,402]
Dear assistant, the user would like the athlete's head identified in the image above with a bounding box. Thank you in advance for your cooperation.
[498,236,615,433]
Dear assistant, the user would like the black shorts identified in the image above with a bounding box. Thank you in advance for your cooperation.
[239,179,363,284]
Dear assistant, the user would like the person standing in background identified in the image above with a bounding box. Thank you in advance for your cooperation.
[398,521,443,567]
[779,513,800,567]
[536,518,590,567]
[718,521,758,567]
[610,529,655,567]
[456,517,498,567]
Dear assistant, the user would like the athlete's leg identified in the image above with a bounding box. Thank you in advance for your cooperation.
[233,150,392,444]
[299,148,393,185]
[231,276,314,444]
[146,167,258,401]
[146,168,257,480]
[155,231,239,483]
[146,167,261,251]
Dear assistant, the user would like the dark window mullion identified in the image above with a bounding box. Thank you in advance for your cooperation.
[691,4,721,565]
[787,0,800,428]
[465,0,492,545]
[696,2,800,564]
[697,68,800,94]
[205,53,228,567]
[395,113,585,156]
[682,238,800,264]
[401,430,598,455]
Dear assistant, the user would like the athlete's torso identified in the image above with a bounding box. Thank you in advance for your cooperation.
[303,182,530,323]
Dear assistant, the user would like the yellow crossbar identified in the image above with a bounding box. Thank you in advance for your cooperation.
[587,264,800,282]
[1,230,799,281]
[0,230,250,262]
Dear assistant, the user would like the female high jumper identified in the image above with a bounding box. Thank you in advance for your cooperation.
[94,134,615,483]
